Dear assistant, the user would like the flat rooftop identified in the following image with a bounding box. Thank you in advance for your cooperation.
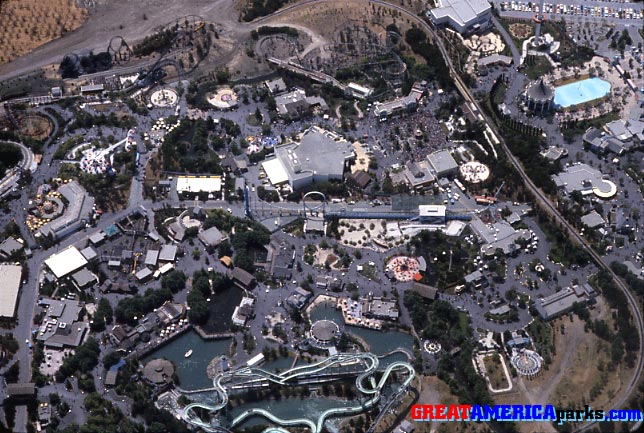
[552,163,617,198]
[44,246,88,279]
[0,265,21,318]
[262,127,354,187]
[427,149,458,175]
[176,176,222,194]
[430,0,491,28]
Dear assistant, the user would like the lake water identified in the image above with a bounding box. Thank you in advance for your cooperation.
[309,301,414,355]
[141,330,232,390]
[554,78,611,108]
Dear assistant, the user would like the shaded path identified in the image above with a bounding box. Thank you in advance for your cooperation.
[491,16,521,66]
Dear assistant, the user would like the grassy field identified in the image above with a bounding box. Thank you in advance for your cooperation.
[0,0,88,65]
[483,353,510,390]
[524,55,553,80]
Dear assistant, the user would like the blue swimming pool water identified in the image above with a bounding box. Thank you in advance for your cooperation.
[554,78,611,108]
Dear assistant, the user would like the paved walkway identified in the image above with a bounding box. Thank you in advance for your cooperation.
[491,16,521,66]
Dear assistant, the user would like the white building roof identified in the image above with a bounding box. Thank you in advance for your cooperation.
[347,82,373,97]
[262,127,355,189]
[429,0,491,30]
[176,176,222,193]
[0,265,21,318]
[419,205,446,217]
[262,158,290,185]
[159,244,178,262]
[44,246,88,279]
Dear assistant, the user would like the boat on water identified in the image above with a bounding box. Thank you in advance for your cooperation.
[184,349,193,358]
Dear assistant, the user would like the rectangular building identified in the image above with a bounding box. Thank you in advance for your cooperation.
[346,82,374,99]
[232,297,255,327]
[36,298,88,348]
[535,284,597,320]
[159,244,177,262]
[418,205,446,225]
[427,149,458,178]
[145,249,159,267]
[404,161,435,190]
[0,237,23,260]
[176,176,222,194]
[44,246,88,279]
[274,88,328,119]
[198,226,224,248]
[373,94,418,119]
[0,265,22,319]
[362,297,399,320]
[232,267,256,290]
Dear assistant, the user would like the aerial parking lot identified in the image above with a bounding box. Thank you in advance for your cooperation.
[496,0,644,20]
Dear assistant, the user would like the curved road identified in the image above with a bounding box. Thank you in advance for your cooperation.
[0,140,36,197]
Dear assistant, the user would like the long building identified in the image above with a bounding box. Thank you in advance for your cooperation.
[373,84,425,120]
[428,0,492,34]
[261,127,355,190]
[37,180,95,241]
[0,265,22,319]
[534,284,596,320]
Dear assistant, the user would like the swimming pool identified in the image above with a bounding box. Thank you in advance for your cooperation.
[554,78,611,108]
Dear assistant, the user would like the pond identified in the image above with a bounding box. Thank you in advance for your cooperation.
[142,330,232,390]
[309,300,414,355]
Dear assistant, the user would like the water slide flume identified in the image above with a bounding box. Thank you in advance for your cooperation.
[181,352,415,433]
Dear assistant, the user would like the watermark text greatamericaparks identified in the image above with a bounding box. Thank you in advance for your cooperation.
[411,404,643,425]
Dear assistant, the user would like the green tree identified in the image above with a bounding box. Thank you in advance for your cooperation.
[161,270,187,293]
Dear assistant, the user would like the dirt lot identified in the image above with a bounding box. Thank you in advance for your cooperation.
[0,0,427,84]
[0,0,88,65]
[0,0,243,81]
[407,375,488,433]
[494,298,632,433]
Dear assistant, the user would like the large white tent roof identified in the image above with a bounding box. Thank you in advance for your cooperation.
[44,246,88,279]
[261,158,289,185]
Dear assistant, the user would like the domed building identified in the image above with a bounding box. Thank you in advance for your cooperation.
[525,78,555,112]
[309,320,341,348]
[143,358,175,390]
